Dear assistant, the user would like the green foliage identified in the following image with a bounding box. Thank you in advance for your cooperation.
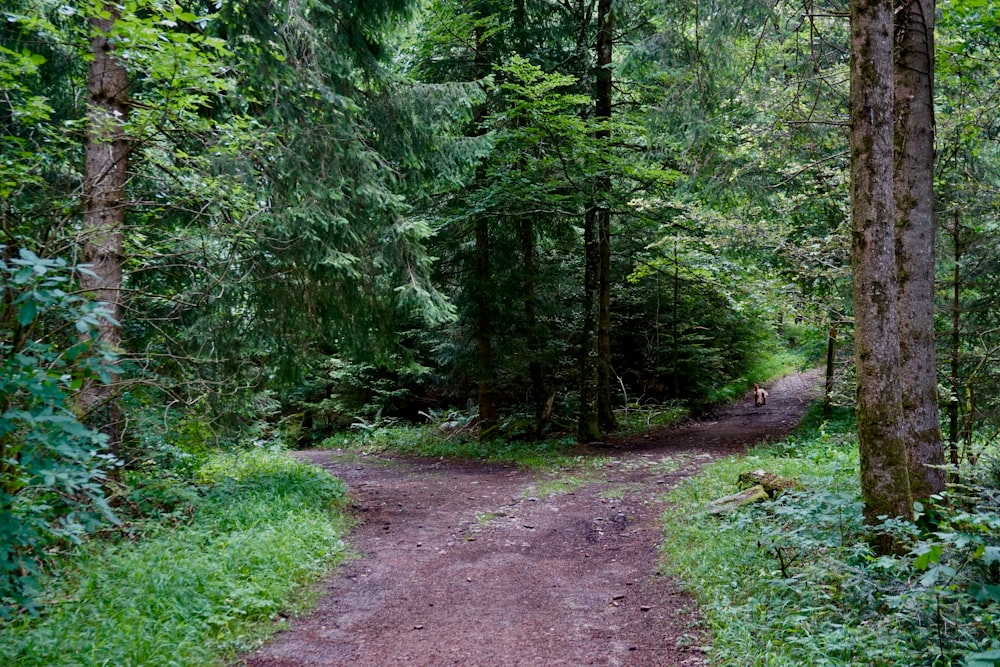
[935,0,1000,464]
[322,417,604,470]
[205,0,472,383]
[616,403,689,435]
[0,248,119,614]
[280,356,432,445]
[621,233,787,407]
[0,449,349,666]
[706,349,808,407]
[661,409,1000,666]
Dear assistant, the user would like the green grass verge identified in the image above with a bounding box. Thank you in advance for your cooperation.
[0,449,350,667]
[661,405,1000,666]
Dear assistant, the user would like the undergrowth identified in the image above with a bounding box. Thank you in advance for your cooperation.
[0,449,350,667]
[321,418,621,470]
[662,405,1000,666]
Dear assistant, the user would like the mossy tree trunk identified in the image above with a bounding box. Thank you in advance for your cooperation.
[850,0,913,547]
[894,0,945,501]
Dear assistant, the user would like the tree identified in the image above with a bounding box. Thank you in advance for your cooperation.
[78,5,129,451]
[409,0,599,438]
[849,0,913,536]
[471,6,498,436]
[894,0,945,501]
[850,0,945,536]
[595,0,617,433]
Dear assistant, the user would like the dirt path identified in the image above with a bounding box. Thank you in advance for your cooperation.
[242,370,822,667]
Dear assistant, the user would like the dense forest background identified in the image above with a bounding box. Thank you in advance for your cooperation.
[2,0,1000,662]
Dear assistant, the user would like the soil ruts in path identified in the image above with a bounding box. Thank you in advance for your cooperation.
[241,369,821,667]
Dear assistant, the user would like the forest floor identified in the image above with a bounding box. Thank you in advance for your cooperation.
[241,369,822,667]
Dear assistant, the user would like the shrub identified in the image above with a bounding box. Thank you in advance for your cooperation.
[0,449,349,666]
[0,248,120,614]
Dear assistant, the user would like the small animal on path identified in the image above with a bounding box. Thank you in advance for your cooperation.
[753,383,769,407]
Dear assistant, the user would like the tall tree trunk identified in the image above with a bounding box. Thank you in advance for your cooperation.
[471,18,496,439]
[511,3,546,437]
[948,212,961,479]
[894,0,945,501]
[80,8,129,453]
[850,0,913,544]
[595,0,616,431]
[578,206,601,443]
[671,238,680,399]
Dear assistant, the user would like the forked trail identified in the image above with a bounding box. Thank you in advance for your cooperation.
[242,370,821,667]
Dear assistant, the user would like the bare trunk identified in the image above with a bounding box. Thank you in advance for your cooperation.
[894,0,945,500]
[671,239,680,399]
[578,206,601,443]
[80,9,129,452]
[595,0,616,431]
[948,213,961,480]
[471,18,495,439]
[850,0,913,545]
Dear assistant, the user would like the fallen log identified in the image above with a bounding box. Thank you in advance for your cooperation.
[708,485,769,515]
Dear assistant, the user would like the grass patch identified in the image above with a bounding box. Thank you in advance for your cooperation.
[0,449,350,667]
[660,404,1000,666]
[322,425,612,471]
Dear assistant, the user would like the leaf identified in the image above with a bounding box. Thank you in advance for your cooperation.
[18,300,37,326]
[969,583,1000,605]
[919,563,956,588]
[17,247,40,264]
[985,546,1000,565]
[965,649,1000,667]
[913,543,943,570]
